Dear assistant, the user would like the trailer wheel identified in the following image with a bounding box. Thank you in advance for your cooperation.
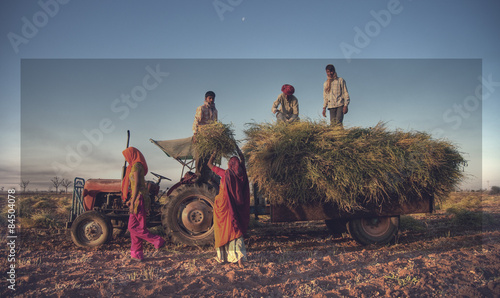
[70,211,113,247]
[162,184,216,246]
[325,219,348,237]
[347,216,399,245]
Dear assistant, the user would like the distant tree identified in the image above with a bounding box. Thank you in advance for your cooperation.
[20,180,30,192]
[61,178,73,193]
[490,186,500,195]
[50,176,62,193]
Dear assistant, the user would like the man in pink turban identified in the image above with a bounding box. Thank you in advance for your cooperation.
[272,84,299,123]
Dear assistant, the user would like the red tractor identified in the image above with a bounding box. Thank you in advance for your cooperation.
[66,136,218,247]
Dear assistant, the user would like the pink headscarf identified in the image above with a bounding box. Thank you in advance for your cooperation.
[281,84,295,96]
[121,147,148,201]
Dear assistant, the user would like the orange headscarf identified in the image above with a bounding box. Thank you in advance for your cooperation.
[121,147,148,201]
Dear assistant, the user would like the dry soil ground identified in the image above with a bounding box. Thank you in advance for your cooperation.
[1,194,499,297]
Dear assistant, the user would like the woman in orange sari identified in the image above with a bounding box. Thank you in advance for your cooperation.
[122,147,166,261]
[208,147,250,268]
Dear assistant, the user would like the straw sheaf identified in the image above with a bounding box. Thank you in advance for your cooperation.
[243,120,466,211]
[193,122,238,159]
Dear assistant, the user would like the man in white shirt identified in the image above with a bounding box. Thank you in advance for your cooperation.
[322,64,350,126]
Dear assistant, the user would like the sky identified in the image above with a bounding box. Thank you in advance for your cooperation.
[1,0,499,192]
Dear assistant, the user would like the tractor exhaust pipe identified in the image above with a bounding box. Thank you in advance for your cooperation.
[121,130,131,180]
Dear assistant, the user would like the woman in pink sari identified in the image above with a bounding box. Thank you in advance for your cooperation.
[122,147,166,261]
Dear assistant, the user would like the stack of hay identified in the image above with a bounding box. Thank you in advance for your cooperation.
[193,122,239,160]
[243,121,466,211]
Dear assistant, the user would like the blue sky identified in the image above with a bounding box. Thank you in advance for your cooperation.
[1,0,499,191]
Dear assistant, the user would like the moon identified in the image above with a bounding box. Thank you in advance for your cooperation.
[242,17,245,21]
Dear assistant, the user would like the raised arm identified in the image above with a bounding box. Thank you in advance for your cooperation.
[207,151,216,170]
[236,146,245,164]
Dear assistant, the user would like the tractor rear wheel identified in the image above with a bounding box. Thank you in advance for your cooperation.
[347,216,399,245]
[162,184,216,246]
[70,211,113,247]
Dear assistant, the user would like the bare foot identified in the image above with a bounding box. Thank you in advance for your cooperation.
[213,257,223,264]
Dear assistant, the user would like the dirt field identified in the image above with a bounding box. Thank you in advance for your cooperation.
[1,193,499,297]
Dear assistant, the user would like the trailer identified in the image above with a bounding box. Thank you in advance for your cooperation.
[67,135,433,248]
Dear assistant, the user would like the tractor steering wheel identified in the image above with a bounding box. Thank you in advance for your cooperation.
[151,172,171,181]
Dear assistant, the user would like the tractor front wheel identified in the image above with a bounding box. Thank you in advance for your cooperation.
[70,211,113,247]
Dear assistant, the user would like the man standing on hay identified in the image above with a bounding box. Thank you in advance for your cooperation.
[322,64,350,126]
[272,84,299,123]
[192,91,218,180]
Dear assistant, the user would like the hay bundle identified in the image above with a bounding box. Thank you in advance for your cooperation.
[243,120,466,210]
[193,122,238,159]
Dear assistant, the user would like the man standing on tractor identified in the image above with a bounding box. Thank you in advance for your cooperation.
[192,91,218,134]
[192,91,218,181]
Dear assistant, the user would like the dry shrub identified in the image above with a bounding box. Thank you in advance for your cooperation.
[440,192,482,211]
[30,212,59,229]
[441,192,498,229]
[18,196,57,217]
[243,120,466,211]
[13,195,71,228]
[32,198,57,209]
[400,215,426,232]
[17,196,39,218]
[490,186,500,195]
[447,208,495,229]
[193,122,238,159]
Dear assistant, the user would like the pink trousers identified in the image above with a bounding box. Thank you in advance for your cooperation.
[128,198,165,260]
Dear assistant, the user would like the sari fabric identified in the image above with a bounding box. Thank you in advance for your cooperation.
[212,157,250,248]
